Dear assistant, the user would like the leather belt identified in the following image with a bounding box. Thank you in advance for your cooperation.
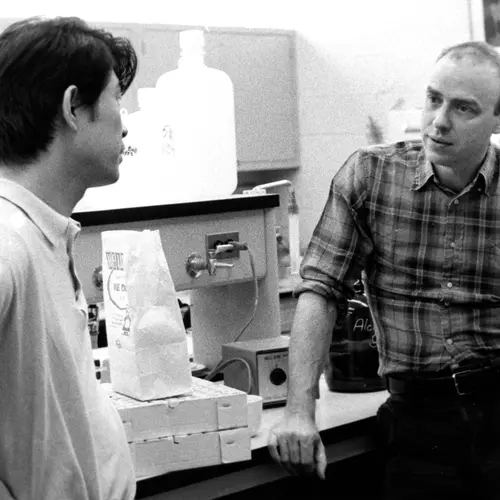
[386,364,500,398]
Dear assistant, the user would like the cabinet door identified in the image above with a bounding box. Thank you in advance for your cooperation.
[134,26,179,93]
[136,26,298,172]
[205,31,298,170]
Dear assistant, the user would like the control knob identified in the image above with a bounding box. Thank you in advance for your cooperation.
[269,367,287,386]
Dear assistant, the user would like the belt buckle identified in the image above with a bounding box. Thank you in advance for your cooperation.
[452,369,471,396]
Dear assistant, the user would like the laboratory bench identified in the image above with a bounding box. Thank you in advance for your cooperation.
[135,378,389,500]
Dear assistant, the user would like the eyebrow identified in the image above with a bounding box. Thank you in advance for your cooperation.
[426,85,479,109]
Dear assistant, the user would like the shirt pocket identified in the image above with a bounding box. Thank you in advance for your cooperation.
[373,219,417,267]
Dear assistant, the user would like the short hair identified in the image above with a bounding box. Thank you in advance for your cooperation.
[437,41,500,115]
[0,16,138,166]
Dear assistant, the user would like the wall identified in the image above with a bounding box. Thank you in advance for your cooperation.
[0,0,303,28]
[1,0,476,250]
[293,0,473,249]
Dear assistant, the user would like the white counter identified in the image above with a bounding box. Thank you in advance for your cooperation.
[137,377,388,499]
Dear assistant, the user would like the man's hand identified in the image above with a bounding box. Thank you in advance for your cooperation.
[267,411,327,479]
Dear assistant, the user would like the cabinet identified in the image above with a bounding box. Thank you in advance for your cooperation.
[0,19,299,172]
[205,31,298,169]
[98,23,300,172]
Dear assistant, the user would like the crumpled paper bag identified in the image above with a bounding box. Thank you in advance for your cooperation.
[101,229,192,401]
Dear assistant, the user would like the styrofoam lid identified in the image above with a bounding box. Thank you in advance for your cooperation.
[179,29,205,53]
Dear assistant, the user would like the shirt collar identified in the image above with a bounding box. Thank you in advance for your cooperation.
[0,178,81,247]
[479,145,498,196]
[412,143,497,196]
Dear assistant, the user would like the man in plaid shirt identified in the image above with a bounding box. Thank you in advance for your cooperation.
[269,41,500,498]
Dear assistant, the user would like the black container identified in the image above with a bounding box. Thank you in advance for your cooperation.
[325,282,385,392]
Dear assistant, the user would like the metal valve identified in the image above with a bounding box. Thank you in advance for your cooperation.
[186,251,234,279]
[207,250,234,275]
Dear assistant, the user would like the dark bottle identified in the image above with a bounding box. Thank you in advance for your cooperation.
[324,280,385,392]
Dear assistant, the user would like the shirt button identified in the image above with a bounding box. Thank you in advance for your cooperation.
[446,339,453,345]
[450,242,456,248]
[454,199,459,205]
[478,188,483,193]
[447,282,453,288]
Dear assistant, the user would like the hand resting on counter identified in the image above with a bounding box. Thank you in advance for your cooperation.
[268,409,327,480]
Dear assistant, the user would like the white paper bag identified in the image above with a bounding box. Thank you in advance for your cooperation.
[101,229,192,401]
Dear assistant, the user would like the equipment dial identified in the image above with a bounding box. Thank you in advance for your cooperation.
[269,367,287,386]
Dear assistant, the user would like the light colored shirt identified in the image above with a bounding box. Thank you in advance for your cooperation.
[0,179,135,500]
[296,141,500,375]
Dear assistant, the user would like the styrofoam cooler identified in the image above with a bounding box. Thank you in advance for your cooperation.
[103,377,251,478]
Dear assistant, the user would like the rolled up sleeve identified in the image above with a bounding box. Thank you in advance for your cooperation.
[293,149,374,324]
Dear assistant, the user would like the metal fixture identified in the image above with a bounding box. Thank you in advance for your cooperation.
[186,251,234,279]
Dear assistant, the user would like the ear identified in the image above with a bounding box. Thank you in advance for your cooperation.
[61,85,80,132]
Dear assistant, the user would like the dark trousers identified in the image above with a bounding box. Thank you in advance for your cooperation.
[376,390,500,500]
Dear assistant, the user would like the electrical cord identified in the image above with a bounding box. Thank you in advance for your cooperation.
[231,244,258,344]
[205,357,253,394]
[203,241,259,391]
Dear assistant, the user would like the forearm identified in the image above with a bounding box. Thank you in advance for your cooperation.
[286,291,337,417]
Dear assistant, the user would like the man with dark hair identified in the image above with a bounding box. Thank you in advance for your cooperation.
[0,17,138,499]
[269,41,500,498]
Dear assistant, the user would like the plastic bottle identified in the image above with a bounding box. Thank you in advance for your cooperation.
[155,29,238,202]
[119,87,172,207]
[122,87,163,161]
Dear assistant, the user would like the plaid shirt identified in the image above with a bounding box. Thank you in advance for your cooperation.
[296,141,500,375]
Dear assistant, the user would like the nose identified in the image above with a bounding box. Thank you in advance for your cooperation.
[122,124,128,138]
[432,104,451,131]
